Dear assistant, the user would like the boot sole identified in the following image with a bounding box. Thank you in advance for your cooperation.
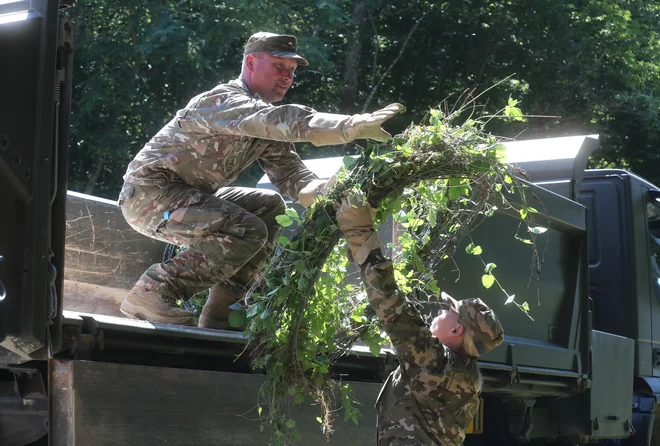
[120,300,194,326]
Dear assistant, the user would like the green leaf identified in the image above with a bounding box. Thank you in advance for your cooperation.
[343,155,357,168]
[427,211,437,227]
[515,235,534,244]
[316,417,323,424]
[258,406,263,415]
[481,274,495,289]
[275,215,293,227]
[505,97,525,122]
[369,343,381,357]
[285,208,299,219]
[228,309,247,328]
[297,276,308,289]
[285,419,296,429]
[278,236,291,247]
[448,184,470,201]
[520,208,528,220]
[494,144,507,161]
[484,263,497,274]
[246,305,260,318]
[465,242,482,255]
[427,279,440,293]
[294,260,304,273]
[522,302,530,312]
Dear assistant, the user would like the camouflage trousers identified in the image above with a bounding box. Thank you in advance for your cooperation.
[118,181,285,301]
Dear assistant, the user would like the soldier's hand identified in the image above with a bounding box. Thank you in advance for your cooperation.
[336,194,380,265]
[296,171,339,208]
[344,103,403,143]
[297,179,325,207]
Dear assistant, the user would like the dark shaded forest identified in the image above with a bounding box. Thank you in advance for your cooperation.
[64,0,660,198]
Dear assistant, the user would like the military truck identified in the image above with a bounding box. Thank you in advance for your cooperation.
[2,1,660,445]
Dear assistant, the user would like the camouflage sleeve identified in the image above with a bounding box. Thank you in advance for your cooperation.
[360,251,448,371]
[186,89,352,146]
[257,142,319,202]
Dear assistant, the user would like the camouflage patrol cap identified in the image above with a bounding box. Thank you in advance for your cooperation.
[243,32,309,66]
[440,292,504,357]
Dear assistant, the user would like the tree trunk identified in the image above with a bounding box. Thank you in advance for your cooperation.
[84,150,107,195]
[340,0,367,114]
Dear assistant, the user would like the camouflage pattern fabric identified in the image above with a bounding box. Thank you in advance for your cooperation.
[119,182,284,300]
[359,251,482,446]
[119,77,344,301]
[123,78,327,201]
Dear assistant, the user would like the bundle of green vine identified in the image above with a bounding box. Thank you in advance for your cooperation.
[231,108,537,444]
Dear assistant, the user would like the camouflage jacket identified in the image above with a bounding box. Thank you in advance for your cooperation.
[122,78,322,201]
[360,252,481,446]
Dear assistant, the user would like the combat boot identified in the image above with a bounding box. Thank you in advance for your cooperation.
[120,286,194,326]
[199,284,244,330]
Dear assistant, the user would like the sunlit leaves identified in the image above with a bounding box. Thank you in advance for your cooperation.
[481,274,495,289]
[504,96,525,122]
[465,242,483,255]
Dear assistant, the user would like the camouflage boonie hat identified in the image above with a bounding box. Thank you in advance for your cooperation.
[244,32,309,66]
[439,291,504,357]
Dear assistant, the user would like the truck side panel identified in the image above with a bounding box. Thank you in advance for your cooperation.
[50,359,381,445]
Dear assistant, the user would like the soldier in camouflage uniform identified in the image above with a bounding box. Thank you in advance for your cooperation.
[118,31,403,328]
[335,195,504,445]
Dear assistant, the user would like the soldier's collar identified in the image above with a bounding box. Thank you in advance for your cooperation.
[236,77,264,101]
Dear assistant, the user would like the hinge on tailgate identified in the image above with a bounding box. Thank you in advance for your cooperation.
[69,316,105,359]
[574,352,588,392]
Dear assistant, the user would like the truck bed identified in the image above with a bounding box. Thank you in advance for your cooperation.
[62,182,590,401]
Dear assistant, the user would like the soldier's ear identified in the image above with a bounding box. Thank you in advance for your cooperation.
[451,324,464,337]
[246,53,257,72]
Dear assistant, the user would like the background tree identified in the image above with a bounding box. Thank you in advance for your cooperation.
[64,0,660,198]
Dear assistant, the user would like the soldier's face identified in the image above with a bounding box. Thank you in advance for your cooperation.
[248,53,297,103]
[430,308,464,345]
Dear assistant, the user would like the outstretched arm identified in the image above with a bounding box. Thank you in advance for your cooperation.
[336,197,447,370]
[177,83,402,146]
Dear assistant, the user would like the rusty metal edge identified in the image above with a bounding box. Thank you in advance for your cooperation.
[49,359,75,445]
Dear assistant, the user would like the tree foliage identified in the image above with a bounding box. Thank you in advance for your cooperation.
[64,0,660,198]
